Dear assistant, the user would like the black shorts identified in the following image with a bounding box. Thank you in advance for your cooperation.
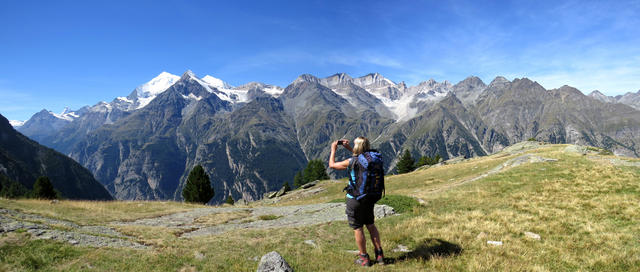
[346,197,375,229]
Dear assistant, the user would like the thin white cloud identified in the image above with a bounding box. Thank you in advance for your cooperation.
[325,51,402,68]
[219,48,403,78]
[0,88,42,120]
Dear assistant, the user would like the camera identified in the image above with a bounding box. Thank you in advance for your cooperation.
[337,140,344,145]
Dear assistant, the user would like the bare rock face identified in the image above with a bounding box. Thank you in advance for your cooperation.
[256,251,293,272]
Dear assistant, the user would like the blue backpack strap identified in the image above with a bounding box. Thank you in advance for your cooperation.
[344,156,358,197]
[356,154,368,198]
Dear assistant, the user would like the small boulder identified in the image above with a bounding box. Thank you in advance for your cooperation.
[524,231,541,240]
[392,244,410,252]
[304,240,317,248]
[373,205,396,218]
[257,251,293,272]
[267,191,278,199]
[275,186,287,197]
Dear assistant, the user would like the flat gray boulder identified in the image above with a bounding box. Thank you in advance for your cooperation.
[301,181,318,189]
[275,186,287,197]
[257,251,293,272]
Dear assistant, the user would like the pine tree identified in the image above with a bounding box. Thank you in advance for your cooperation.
[293,171,304,188]
[0,175,29,198]
[225,195,234,205]
[33,176,57,199]
[302,159,329,184]
[396,150,416,174]
[282,181,291,192]
[182,165,215,204]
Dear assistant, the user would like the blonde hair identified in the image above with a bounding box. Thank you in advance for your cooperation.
[352,137,370,156]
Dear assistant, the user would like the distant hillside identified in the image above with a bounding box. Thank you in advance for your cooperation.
[0,113,112,200]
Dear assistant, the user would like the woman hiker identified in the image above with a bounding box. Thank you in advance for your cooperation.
[329,137,385,266]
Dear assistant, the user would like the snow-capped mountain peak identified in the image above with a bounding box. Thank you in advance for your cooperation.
[352,73,395,88]
[179,71,254,103]
[135,72,180,99]
[52,108,80,121]
[61,107,73,115]
[234,82,284,97]
[9,120,25,128]
[588,90,613,102]
[133,72,180,109]
[202,75,233,89]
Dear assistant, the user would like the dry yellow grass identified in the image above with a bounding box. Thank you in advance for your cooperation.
[193,210,251,226]
[0,199,203,225]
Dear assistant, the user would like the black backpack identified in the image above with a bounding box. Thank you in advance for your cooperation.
[345,150,385,202]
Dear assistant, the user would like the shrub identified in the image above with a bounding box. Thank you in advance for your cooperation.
[416,154,441,167]
[599,149,614,156]
[377,195,420,213]
[258,214,282,220]
[182,165,214,204]
[527,137,537,141]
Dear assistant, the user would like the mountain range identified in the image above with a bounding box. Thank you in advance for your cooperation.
[12,71,640,203]
[588,90,640,110]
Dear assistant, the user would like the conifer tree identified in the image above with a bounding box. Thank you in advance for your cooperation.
[33,176,57,199]
[182,165,214,204]
[293,171,304,188]
[282,181,291,192]
[225,195,234,205]
[396,150,416,174]
[302,159,329,184]
[294,159,329,188]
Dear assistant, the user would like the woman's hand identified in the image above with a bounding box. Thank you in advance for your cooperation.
[341,139,354,153]
[341,139,351,149]
[331,140,339,151]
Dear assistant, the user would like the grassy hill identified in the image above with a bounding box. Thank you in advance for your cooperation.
[1,142,639,271]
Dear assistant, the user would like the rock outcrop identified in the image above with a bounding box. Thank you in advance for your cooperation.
[257,251,293,272]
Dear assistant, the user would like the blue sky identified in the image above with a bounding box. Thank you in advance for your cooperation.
[1,0,639,121]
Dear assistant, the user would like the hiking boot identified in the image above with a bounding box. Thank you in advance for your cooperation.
[354,253,371,267]
[374,249,385,265]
